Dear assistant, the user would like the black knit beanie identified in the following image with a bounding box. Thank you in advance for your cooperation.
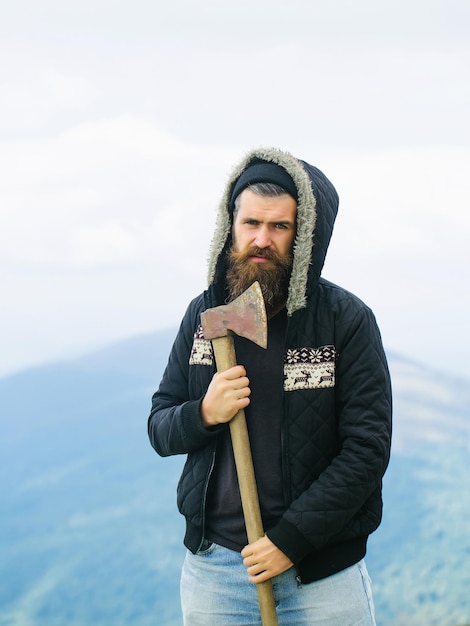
[229,160,298,212]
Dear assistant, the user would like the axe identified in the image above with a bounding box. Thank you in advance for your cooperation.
[201,281,278,626]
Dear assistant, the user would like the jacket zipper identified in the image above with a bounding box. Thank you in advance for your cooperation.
[195,289,218,552]
[280,318,292,506]
[197,446,216,552]
[281,317,303,584]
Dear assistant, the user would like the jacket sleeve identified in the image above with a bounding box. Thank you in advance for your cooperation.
[267,304,392,564]
[147,297,221,457]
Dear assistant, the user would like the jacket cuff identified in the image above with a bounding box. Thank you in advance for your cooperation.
[266,518,313,565]
[181,399,225,444]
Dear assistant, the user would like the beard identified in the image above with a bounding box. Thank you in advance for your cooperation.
[226,246,293,315]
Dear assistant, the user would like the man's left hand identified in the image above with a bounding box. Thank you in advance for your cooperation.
[241,536,293,583]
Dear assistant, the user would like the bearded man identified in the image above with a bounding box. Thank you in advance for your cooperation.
[148,148,392,625]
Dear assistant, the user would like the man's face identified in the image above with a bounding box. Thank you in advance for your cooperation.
[231,188,297,260]
[227,188,297,312]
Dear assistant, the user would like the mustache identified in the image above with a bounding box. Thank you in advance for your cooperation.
[229,246,288,264]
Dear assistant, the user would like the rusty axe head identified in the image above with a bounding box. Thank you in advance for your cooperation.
[201,281,268,349]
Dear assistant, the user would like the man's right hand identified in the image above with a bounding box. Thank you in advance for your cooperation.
[201,365,251,428]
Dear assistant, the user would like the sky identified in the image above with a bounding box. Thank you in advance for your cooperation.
[1,0,469,379]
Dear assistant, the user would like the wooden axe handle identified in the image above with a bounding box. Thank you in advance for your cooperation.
[211,334,278,626]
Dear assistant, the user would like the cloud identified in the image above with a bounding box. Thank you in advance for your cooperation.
[0,0,469,378]
[324,146,470,263]
[0,117,244,375]
[319,146,470,372]
[1,129,468,378]
[0,115,242,268]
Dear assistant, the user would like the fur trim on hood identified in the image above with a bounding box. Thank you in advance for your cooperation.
[207,147,339,316]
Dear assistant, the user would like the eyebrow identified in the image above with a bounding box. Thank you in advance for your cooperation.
[242,217,295,227]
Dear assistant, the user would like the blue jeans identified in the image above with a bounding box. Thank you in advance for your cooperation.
[181,542,376,625]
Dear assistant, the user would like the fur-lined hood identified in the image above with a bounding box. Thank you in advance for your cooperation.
[207,147,339,316]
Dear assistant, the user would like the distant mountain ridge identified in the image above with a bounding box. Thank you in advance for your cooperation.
[1,330,469,626]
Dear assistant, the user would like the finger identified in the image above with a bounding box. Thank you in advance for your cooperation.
[240,545,251,558]
[249,570,270,584]
[244,552,266,570]
[235,385,251,399]
[227,375,250,390]
[247,562,265,575]
[246,562,271,583]
[223,365,246,380]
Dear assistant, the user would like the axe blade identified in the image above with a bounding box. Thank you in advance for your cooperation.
[201,282,268,349]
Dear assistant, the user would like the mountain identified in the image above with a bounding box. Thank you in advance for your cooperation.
[1,331,469,626]
[368,353,470,625]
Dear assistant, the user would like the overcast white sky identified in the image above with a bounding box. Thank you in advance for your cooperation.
[1,0,469,379]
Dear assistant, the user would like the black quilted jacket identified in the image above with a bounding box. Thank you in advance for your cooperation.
[148,148,392,583]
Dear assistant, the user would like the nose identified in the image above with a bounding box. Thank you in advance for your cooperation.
[254,226,272,249]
